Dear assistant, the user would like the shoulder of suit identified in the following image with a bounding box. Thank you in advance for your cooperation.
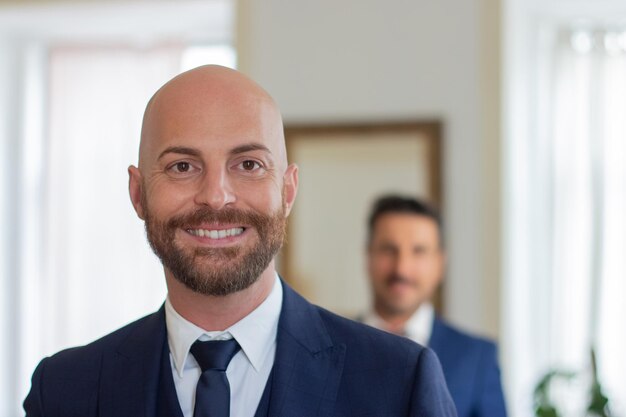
[280,279,427,352]
[315,304,429,355]
[312,308,450,382]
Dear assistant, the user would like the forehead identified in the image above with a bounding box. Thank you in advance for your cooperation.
[372,213,440,243]
[139,77,284,165]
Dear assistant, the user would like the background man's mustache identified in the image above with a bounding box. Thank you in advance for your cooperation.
[385,275,417,287]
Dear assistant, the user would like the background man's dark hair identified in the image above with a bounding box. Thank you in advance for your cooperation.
[367,195,444,247]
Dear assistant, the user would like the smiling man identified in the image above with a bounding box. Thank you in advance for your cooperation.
[362,195,507,417]
[24,66,456,417]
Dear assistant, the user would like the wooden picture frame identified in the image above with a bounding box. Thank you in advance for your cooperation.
[280,121,443,317]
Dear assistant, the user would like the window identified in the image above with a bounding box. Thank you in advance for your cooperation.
[504,6,626,415]
[0,2,235,414]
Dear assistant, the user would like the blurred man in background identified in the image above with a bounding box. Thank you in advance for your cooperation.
[362,195,507,417]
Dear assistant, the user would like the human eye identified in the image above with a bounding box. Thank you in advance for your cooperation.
[378,244,397,255]
[413,246,429,256]
[166,160,200,176]
[236,159,264,173]
[173,161,191,172]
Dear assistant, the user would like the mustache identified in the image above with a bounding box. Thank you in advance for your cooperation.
[167,207,269,230]
[386,274,417,288]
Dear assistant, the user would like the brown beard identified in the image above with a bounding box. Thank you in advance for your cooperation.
[142,195,286,296]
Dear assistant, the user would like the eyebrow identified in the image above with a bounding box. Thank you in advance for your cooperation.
[229,143,271,155]
[157,146,201,160]
[156,142,272,161]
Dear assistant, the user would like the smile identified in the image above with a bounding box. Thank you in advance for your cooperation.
[186,227,245,239]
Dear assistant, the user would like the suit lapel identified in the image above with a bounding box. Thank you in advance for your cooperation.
[428,316,445,352]
[94,285,347,417]
[267,282,346,417]
[98,307,166,417]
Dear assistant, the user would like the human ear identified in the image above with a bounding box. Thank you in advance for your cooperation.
[282,163,299,216]
[128,165,145,220]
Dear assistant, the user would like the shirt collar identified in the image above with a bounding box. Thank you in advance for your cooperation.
[403,302,434,345]
[165,273,283,377]
[362,302,434,346]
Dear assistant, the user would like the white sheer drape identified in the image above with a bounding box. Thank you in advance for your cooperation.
[592,33,626,414]
[551,30,626,414]
[15,46,183,413]
[506,28,626,416]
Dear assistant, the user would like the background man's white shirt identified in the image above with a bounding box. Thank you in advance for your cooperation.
[362,302,434,346]
[165,274,282,417]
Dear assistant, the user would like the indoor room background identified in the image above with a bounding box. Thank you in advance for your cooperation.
[0,0,624,416]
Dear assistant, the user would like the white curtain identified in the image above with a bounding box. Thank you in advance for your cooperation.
[591,32,626,415]
[13,45,183,414]
[506,28,626,416]
[552,29,626,414]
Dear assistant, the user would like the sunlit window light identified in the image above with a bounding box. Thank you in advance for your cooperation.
[571,31,594,54]
[619,31,626,51]
[604,32,622,55]
[180,44,237,72]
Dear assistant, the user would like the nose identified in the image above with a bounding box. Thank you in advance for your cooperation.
[194,166,236,210]
[393,251,413,278]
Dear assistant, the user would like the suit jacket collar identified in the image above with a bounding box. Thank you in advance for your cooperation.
[97,280,346,417]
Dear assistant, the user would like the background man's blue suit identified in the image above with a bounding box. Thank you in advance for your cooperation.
[24,282,457,417]
[429,318,507,417]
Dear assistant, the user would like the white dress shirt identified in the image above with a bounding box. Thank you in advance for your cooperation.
[362,302,435,346]
[165,273,282,417]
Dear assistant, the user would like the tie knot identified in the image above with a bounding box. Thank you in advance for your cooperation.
[190,339,241,372]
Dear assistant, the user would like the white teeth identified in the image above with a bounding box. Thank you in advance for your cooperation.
[189,227,244,239]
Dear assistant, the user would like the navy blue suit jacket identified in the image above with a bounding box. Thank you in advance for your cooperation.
[24,282,456,416]
[429,318,506,417]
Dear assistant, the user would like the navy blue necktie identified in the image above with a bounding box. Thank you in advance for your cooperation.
[190,339,241,417]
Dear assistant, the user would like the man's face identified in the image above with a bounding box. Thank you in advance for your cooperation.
[128,68,298,296]
[367,213,444,318]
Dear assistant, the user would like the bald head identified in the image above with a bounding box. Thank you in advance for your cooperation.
[138,65,286,171]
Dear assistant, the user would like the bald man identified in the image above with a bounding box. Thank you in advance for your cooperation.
[24,66,457,417]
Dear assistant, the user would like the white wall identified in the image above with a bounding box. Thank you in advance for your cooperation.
[237,0,501,338]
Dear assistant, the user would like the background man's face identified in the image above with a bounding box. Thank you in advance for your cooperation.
[367,213,444,318]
